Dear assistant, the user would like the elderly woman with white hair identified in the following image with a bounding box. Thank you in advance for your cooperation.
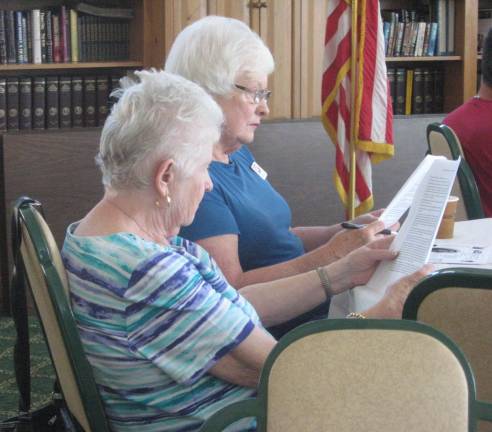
[61,70,430,431]
[165,16,392,337]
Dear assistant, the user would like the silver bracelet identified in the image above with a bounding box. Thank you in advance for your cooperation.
[316,267,331,299]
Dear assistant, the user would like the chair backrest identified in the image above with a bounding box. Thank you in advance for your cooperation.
[403,268,492,431]
[427,122,484,220]
[199,319,492,432]
[13,197,109,432]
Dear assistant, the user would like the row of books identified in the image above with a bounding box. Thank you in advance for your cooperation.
[388,67,444,115]
[0,74,123,131]
[382,0,455,57]
[478,9,492,54]
[0,6,131,65]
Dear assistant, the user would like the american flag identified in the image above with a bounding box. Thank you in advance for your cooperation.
[321,0,393,216]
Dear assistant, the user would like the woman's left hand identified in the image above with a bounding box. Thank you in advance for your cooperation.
[327,219,396,259]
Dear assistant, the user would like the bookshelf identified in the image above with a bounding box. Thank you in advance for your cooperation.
[381,0,479,114]
[0,0,159,311]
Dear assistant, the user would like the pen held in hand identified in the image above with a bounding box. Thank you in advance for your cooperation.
[341,221,393,236]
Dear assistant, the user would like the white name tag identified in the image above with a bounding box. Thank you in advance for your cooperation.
[251,161,268,180]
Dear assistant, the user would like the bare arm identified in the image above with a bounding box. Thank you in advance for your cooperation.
[197,220,388,288]
[208,327,276,388]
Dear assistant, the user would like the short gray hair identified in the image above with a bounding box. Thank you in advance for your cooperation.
[97,69,223,190]
[165,16,274,96]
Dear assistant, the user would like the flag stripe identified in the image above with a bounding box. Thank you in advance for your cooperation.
[322,0,394,216]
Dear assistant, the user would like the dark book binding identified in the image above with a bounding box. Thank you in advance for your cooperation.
[59,76,71,128]
[7,77,19,130]
[96,75,109,126]
[33,76,46,129]
[15,11,25,64]
[394,68,406,115]
[387,67,396,110]
[433,68,444,112]
[422,68,434,113]
[40,10,47,63]
[83,76,97,127]
[0,78,7,131]
[46,75,59,129]
[71,76,83,127]
[412,68,424,114]
[45,9,53,63]
[19,77,32,130]
[6,10,16,64]
[0,10,7,64]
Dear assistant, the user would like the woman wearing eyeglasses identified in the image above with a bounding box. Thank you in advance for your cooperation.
[165,16,389,337]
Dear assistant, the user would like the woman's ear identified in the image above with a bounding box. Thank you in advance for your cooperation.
[154,158,174,198]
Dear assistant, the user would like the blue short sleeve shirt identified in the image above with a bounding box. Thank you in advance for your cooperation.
[180,146,305,271]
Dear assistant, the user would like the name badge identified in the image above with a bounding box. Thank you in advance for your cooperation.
[251,161,268,180]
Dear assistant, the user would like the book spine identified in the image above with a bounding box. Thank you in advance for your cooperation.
[0,78,6,131]
[427,22,438,56]
[395,68,406,115]
[52,12,61,63]
[60,6,69,62]
[7,77,19,130]
[387,67,396,111]
[19,77,32,129]
[15,11,25,64]
[46,75,59,128]
[70,9,78,62]
[437,0,447,55]
[0,10,7,64]
[25,11,32,63]
[72,76,83,127]
[433,68,444,112]
[405,69,414,115]
[423,68,434,113]
[96,75,109,126]
[33,76,46,129]
[39,10,46,63]
[32,9,42,64]
[79,14,86,61]
[45,10,53,62]
[412,68,424,114]
[83,76,96,127]
[446,0,455,54]
[422,22,431,57]
[59,76,71,128]
[6,10,16,64]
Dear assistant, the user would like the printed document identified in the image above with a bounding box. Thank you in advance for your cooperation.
[329,156,460,317]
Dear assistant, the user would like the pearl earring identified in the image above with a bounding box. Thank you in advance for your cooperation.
[166,194,172,205]
[155,200,160,207]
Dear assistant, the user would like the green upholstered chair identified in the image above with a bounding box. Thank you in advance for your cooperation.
[403,267,492,432]
[11,197,110,432]
[198,319,492,432]
[427,122,484,220]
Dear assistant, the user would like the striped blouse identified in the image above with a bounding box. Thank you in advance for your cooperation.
[62,223,259,431]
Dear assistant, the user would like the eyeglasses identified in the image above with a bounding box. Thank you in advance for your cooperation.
[234,84,272,104]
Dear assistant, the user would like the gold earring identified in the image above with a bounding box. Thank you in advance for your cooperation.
[155,200,160,207]
[166,194,172,205]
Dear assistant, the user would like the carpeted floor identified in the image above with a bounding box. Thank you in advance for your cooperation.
[0,315,55,419]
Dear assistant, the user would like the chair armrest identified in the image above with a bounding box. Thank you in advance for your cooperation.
[198,398,259,432]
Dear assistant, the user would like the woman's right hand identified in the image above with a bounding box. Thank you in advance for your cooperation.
[325,236,398,295]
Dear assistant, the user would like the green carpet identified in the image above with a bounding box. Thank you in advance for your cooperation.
[0,315,56,419]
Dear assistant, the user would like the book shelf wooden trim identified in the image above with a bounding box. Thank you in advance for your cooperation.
[386,56,462,62]
[0,61,144,71]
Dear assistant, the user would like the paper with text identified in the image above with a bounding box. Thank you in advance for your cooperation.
[329,157,460,317]
[379,154,446,228]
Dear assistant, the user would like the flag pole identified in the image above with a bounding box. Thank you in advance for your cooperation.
[348,0,358,220]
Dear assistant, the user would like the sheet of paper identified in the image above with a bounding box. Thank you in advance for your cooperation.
[379,154,446,228]
[329,157,460,317]
[429,244,491,265]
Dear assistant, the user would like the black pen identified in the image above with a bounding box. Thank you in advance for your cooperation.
[341,221,393,236]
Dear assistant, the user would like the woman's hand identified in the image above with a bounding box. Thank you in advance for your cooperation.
[363,264,434,318]
[350,208,384,225]
[325,236,398,295]
[327,219,399,260]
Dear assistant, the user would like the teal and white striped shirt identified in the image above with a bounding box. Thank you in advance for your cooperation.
[62,223,260,431]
